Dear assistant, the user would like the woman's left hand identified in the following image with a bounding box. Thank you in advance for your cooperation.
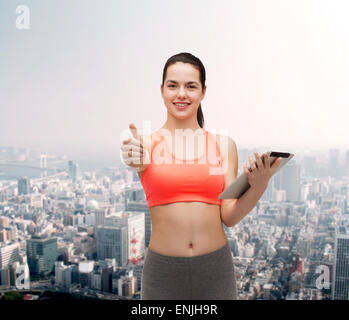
[243,153,283,191]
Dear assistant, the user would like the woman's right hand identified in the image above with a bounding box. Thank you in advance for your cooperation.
[121,123,150,172]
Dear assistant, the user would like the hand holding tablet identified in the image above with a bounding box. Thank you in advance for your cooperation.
[218,151,294,199]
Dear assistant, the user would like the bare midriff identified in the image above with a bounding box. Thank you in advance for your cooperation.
[138,130,228,257]
[147,202,228,257]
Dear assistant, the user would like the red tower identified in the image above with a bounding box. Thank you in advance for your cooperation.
[127,226,141,265]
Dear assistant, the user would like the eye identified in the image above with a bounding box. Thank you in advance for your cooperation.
[168,84,176,88]
[188,85,196,89]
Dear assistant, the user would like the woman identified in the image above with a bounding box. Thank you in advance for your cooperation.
[121,52,282,300]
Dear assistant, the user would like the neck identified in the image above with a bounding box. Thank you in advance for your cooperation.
[162,116,203,136]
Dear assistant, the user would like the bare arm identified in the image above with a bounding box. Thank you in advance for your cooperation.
[220,137,281,227]
[221,184,267,227]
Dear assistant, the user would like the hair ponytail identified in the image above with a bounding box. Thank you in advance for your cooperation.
[197,103,204,129]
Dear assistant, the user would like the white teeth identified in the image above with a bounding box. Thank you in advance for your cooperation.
[175,103,189,106]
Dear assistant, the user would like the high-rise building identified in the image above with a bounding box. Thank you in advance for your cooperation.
[98,259,117,293]
[126,202,151,247]
[54,261,73,290]
[68,160,80,183]
[94,208,107,227]
[101,264,113,293]
[280,160,301,202]
[26,235,58,275]
[332,226,349,300]
[0,267,10,286]
[261,177,274,202]
[118,269,137,297]
[0,242,21,270]
[78,260,94,288]
[91,268,102,291]
[273,170,282,190]
[303,156,318,178]
[345,150,349,176]
[40,153,47,178]
[329,149,341,179]
[96,225,128,266]
[17,177,31,195]
[104,212,145,264]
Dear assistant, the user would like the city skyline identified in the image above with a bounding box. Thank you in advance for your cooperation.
[1,143,349,175]
[1,0,349,161]
[1,151,348,300]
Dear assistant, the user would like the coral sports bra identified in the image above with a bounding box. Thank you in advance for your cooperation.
[140,129,225,208]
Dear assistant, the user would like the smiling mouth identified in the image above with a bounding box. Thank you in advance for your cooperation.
[174,103,190,109]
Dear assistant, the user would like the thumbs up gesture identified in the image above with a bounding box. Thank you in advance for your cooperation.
[121,123,150,172]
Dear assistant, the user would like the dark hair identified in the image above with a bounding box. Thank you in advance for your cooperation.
[161,52,206,129]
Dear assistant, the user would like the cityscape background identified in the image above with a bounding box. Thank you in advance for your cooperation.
[1,0,349,300]
[0,146,349,300]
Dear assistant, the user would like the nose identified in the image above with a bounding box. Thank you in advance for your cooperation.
[178,86,186,98]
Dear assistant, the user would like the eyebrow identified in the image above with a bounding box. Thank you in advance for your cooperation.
[166,80,199,85]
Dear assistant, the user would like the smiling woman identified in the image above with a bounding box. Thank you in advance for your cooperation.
[130,52,239,300]
[121,52,280,300]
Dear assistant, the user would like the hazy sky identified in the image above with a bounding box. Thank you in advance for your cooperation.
[1,0,348,164]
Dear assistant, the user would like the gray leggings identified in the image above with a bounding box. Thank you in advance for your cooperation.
[141,242,238,300]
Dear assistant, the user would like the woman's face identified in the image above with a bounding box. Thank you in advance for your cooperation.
[161,62,206,120]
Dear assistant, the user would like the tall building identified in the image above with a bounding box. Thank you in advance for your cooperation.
[78,261,94,288]
[273,170,282,190]
[303,156,318,178]
[280,160,301,202]
[0,242,21,270]
[96,225,128,267]
[332,226,349,300]
[54,261,73,290]
[26,235,58,275]
[329,149,341,179]
[261,177,274,202]
[99,259,117,293]
[104,212,145,264]
[126,202,151,248]
[40,153,47,178]
[17,177,31,195]
[345,150,349,176]
[101,264,113,293]
[94,208,107,227]
[91,267,102,291]
[118,269,137,297]
[68,160,80,183]
[0,267,10,286]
